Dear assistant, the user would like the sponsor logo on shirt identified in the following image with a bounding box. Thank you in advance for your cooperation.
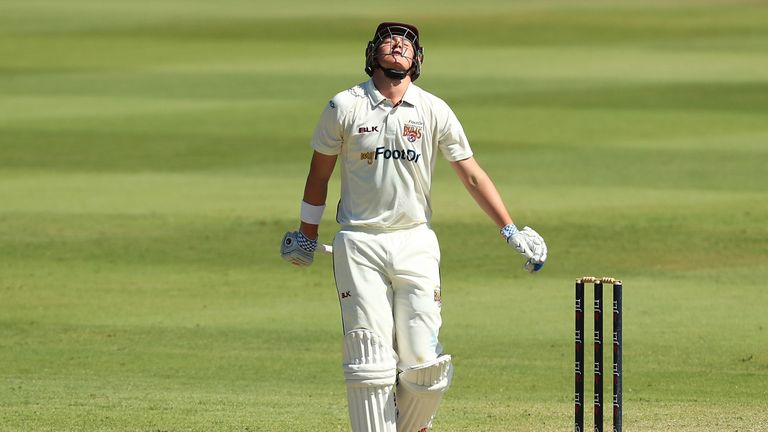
[375,146,421,163]
[358,126,379,134]
[361,151,375,165]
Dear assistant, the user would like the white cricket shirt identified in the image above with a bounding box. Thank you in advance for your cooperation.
[311,79,473,229]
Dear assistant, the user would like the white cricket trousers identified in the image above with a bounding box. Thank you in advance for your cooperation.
[333,224,444,369]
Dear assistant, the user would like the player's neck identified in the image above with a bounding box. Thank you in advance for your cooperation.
[372,72,411,106]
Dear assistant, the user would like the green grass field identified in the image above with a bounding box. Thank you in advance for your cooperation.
[2,1,767,431]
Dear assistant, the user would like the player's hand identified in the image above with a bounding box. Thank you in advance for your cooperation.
[281,231,317,267]
[501,224,547,273]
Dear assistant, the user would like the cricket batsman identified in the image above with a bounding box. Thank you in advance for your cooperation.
[281,22,547,431]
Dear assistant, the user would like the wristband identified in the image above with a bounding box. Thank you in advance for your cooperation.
[500,223,519,240]
[300,201,326,225]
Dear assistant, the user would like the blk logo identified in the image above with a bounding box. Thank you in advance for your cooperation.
[358,126,379,134]
[341,291,351,299]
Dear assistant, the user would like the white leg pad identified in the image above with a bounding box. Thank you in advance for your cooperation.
[343,329,398,432]
[396,355,453,432]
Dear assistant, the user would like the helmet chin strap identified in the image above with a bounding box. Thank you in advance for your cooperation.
[382,68,408,79]
[377,53,413,80]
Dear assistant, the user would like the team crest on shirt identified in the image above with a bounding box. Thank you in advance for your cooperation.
[402,120,423,143]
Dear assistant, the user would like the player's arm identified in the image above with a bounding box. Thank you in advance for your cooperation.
[450,156,512,229]
[450,156,548,272]
[300,151,338,240]
[282,93,344,266]
[280,151,337,266]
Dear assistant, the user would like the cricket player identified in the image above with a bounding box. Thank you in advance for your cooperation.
[281,22,547,432]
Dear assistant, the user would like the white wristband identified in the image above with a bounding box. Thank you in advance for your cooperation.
[300,201,325,225]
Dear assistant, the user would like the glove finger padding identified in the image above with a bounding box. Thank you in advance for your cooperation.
[520,226,547,273]
[520,226,547,263]
[502,223,547,273]
[508,234,534,259]
[281,231,315,267]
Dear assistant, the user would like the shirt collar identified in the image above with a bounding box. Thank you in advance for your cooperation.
[364,80,387,107]
[365,79,420,108]
[400,83,420,106]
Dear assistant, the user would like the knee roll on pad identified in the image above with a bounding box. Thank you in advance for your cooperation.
[343,329,398,386]
[343,329,397,432]
[396,354,453,432]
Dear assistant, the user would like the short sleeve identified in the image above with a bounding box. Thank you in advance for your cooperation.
[437,105,473,162]
[310,99,345,156]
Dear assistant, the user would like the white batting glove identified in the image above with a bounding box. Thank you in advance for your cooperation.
[281,231,318,267]
[501,224,547,273]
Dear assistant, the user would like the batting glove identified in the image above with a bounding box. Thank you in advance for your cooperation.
[501,224,547,273]
[281,231,318,267]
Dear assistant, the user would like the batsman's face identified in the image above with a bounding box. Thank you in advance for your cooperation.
[376,35,414,70]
